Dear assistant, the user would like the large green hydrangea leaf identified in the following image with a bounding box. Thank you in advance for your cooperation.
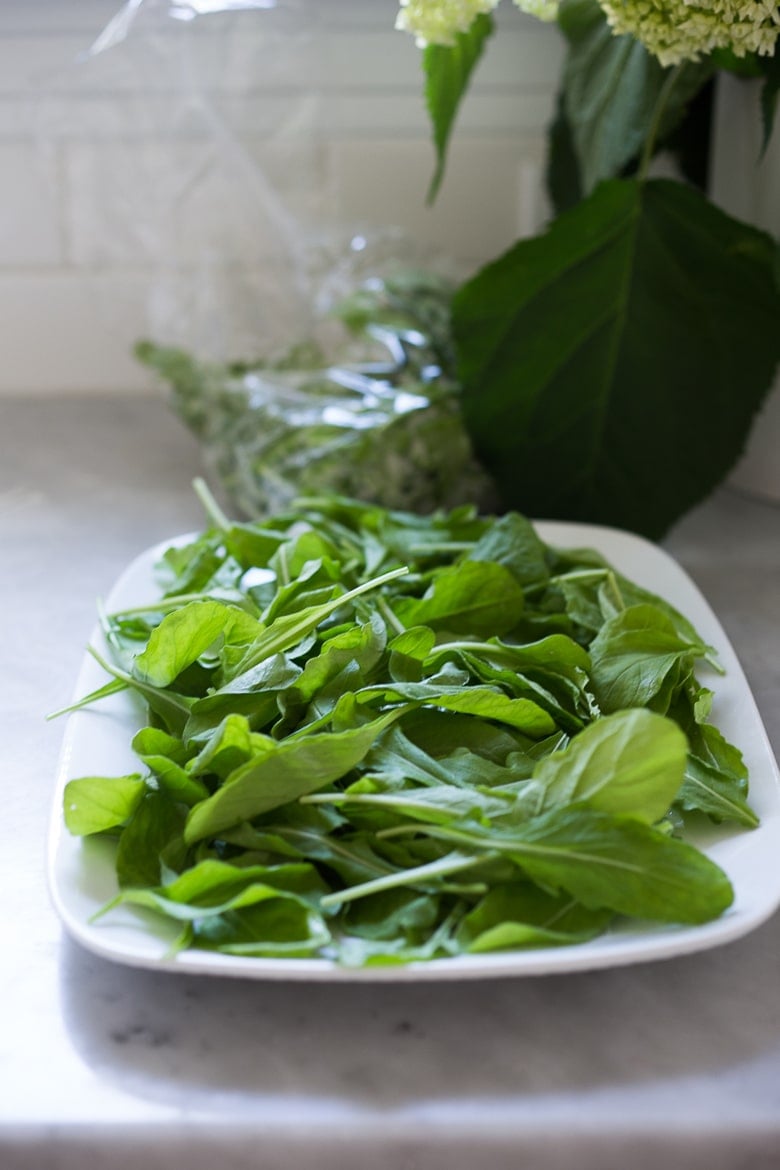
[453,177,780,538]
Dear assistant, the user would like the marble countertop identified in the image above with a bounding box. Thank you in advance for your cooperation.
[2,393,780,1170]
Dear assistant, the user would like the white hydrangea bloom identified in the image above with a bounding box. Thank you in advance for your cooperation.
[396,0,778,60]
[395,0,501,46]
[599,0,780,66]
[513,0,560,21]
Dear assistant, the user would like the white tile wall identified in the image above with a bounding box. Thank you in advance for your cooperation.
[0,0,564,393]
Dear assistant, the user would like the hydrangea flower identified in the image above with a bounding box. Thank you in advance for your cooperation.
[600,0,780,66]
[395,0,502,46]
[396,0,780,62]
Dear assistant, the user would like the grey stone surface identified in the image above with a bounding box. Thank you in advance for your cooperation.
[2,393,779,1169]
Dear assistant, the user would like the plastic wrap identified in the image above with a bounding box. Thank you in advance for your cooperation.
[137,263,498,517]
[69,1,495,515]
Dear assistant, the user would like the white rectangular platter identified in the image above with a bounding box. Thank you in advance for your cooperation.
[48,522,780,980]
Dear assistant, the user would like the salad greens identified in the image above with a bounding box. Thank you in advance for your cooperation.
[58,486,756,967]
[136,270,497,522]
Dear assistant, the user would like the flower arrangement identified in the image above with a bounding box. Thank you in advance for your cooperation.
[394,0,780,537]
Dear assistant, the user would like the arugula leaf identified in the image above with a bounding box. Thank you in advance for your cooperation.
[183,707,407,843]
[358,678,557,737]
[61,489,754,964]
[467,511,550,588]
[116,791,187,888]
[678,755,759,829]
[419,805,734,924]
[457,883,613,951]
[588,603,706,713]
[533,707,687,823]
[133,600,260,688]
[396,560,525,635]
[64,774,147,836]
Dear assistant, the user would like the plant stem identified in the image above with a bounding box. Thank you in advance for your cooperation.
[193,475,231,531]
[638,64,684,182]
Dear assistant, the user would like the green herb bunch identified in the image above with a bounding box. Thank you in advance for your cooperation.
[136,269,497,521]
[59,487,756,966]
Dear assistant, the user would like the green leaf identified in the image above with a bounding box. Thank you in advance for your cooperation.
[423,13,494,203]
[63,774,147,836]
[133,600,260,688]
[457,883,612,951]
[678,755,759,829]
[226,566,407,679]
[533,708,688,823]
[283,614,386,713]
[545,89,584,216]
[320,850,482,909]
[426,804,734,924]
[556,0,714,192]
[183,708,406,844]
[359,679,557,737]
[187,713,257,780]
[116,791,187,888]
[588,604,704,713]
[103,859,331,956]
[759,51,780,154]
[396,560,525,636]
[467,511,550,587]
[343,887,441,942]
[454,177,780,538]
[184,652,302,739]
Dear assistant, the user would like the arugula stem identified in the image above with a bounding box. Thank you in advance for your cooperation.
[408,542,474,556]
[376,595,406,637]
[233,565,409,676]
[277,544,291,589]
[320,850,488,908]
[637,64,684,182]
[193,476,231,531]
[428,639,509,661]
[46,677,128,720]
[109,591,251,618]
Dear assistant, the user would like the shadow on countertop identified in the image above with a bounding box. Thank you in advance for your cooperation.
[58,906,780,1115]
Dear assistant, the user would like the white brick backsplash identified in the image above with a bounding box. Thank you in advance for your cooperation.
[332,137,547,268]
[0,143,63,266]
[0,271,155,393]
[65,138,335,267]
[0,0,564,393]
[72,12,562,96]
